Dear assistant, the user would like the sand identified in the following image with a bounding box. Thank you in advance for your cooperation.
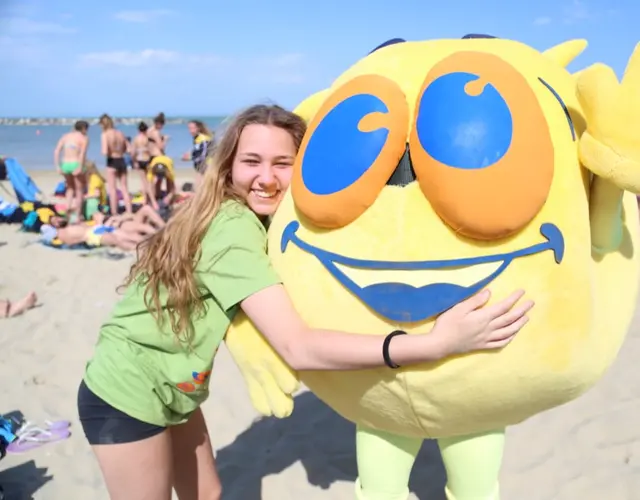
[1,170,639,500]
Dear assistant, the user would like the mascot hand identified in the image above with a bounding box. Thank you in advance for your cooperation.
[577,42,640,192]
[225,312,300,418]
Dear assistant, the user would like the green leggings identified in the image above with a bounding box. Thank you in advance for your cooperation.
[355,426,505,500]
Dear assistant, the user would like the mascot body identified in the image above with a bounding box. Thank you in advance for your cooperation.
[227,36,640,499]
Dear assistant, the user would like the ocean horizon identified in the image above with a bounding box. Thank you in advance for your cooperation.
[0,117,226,171]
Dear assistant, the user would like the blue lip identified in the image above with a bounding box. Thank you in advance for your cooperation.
[281,222,564,323]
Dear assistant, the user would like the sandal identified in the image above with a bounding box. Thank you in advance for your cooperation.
[7,425,70,454]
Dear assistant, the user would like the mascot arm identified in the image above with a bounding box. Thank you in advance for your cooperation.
[225,311,300,418]
[576,43,640,251]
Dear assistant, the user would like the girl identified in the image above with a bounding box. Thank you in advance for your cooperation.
[77,104,533,499]
[147,112,168,160]
[99,114,132,215]
[181,120,214,185]
[53,120,89,223]
[130,122,156,209]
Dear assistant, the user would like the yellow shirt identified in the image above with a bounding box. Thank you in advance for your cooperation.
[148,155,175,183]
[87,173,107,205]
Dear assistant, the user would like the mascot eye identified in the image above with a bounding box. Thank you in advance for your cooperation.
[409,51,554,240]
[416,72,513,170]
[292,75,408,228]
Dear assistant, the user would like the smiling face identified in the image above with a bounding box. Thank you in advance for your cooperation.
[270,38,591,327]
[231,124,297,217]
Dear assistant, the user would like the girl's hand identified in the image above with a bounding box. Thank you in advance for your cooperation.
[431,289,534,356]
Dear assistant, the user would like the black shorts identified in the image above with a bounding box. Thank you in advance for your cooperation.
[77,380,165,445]
[135,160,150,171]
[106,157,127,174]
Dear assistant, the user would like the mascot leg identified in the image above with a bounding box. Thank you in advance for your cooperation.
[354,426,421,500]
[437,428,506,500]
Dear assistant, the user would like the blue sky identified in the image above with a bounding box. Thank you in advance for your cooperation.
[0,0,637,117]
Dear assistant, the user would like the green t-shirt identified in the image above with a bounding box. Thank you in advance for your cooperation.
[83,201,280,426]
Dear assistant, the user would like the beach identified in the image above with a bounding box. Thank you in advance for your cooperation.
[1,171,639,499]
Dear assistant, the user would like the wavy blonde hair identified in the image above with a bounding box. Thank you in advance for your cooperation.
[123,104,307,342]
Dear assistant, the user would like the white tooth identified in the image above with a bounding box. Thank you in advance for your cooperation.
[333,261,503,288]
[254,191,277,199]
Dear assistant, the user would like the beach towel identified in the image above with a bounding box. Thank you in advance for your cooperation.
[4,158,41,203]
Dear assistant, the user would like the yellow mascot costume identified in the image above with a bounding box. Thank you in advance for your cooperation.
[226,35,640,499]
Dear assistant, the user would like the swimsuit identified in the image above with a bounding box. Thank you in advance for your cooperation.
[134,144,150,170]
[106,157,127,174]
[85,224,116,247]
[60,143,81,175]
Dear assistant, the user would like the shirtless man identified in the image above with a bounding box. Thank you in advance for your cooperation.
[53,121,89,222]
[147,112,169,159]
[99,114,132,215]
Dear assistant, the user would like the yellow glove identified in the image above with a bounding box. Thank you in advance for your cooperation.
[225,312,300,418]
[577,42,640,193]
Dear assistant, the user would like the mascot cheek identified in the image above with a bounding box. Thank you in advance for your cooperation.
[292,74,409,228]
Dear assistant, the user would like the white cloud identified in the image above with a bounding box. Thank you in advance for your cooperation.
[0,16,76,35]
[564,0,590,24]
[77,49,223,68]
[76,48,306,84]
[113,9,174,23]
[533,16,552,26]
[0,35,46,63]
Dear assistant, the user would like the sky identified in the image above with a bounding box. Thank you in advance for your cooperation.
[0,0,638,117]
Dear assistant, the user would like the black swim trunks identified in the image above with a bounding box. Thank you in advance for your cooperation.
[106,157,127,174]
[135,160,150,171]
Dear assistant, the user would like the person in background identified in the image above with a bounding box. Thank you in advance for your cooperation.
[147,155,177,214]
[83,160,107,221]
[53,120,89,223]
[130,122,156,209]
[181,120,214,186]
[147,112,168,160]
[100,114,132,215]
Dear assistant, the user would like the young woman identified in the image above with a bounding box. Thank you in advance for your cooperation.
[181,120,214,185]
[147,112,168,160]
[99,114,132,215]
[53,120,89,223]
[130,122,156,209]
[77,105,534,499]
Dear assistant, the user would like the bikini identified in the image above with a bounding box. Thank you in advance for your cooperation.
[60,143,81,175]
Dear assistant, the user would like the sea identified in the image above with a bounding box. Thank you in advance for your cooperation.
[0,117,227,171]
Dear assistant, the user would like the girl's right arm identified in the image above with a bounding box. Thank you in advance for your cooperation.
[240,284,533,372]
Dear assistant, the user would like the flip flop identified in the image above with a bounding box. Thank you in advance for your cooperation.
[12,419,70,436]
[7,427,70,454]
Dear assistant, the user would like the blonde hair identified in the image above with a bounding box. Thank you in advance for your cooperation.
[84,160,104,181]
[122,104,307,342]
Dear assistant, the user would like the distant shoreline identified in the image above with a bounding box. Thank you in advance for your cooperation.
[0,116,224,126]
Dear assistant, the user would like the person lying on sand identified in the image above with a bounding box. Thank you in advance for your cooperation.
[92,204,166,232]
[40,206,164,251]
[0,291,37,319]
